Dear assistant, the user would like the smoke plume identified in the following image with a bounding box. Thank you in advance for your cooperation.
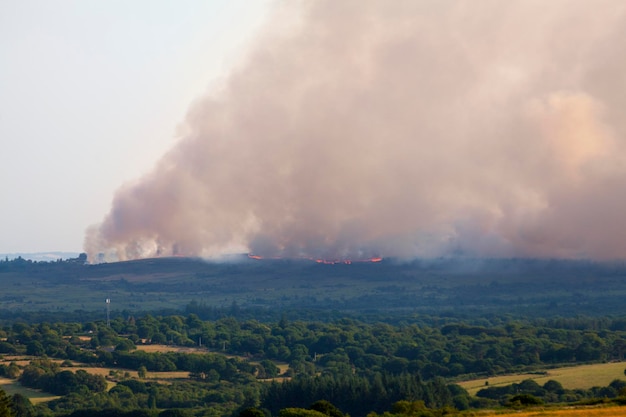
[85,0,626,262]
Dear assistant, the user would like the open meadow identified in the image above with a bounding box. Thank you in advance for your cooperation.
[135,344,209,354]
[477,405,626,417]
[459,362,626,396]
[0,377,59,404]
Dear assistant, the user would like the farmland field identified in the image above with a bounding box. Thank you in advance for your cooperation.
[459,362,626,395]
[480,405,626,416]
[135,344,209,354]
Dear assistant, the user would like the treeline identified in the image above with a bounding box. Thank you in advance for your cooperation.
[475,378,626,407]
[0,254,86,271]
[261,374,466,415]
[3,313,626,415]
[102,350,257,383]
[0,387,459,417]
[115,314,626,377]
[4,313,626,380]
[45,378,254,416]
[19,358,107,395]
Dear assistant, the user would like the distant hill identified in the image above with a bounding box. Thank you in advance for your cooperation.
[2,255,626,319]
[0,251,80,262]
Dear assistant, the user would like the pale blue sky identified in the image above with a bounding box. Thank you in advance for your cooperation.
[0,0,272,253]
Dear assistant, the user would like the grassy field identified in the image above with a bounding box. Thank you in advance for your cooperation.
[136,344,290,376]
[135,344,209,354]
[459,362,626,396]
[0,377,59,404]
[475,405,626,416]
[67,363,191,382]
[3,354,626,414]
[0,353,197,402]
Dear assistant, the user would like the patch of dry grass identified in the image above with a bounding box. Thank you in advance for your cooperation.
[477,405,626,416]
[459,362,626,396]
[71,366,189,381]
[72,366,121,376]
[145,371,190,379]
[136,344,208,354]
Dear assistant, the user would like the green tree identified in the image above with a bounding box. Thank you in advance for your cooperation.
[0,388,14,417]
[115,338,136,352]
[391,400,427,415]
[5,363,19,379]
[159,409,192,417]
[309,400,344,417]
[0,343,17,355]
[239,407,266,417]
[148,386,158,409]
[260,360,280,378]
[10,394,34,417]
[279,409,327,417]
[543,380,564,394]
[507,394,543,407]
[25,341,45,357]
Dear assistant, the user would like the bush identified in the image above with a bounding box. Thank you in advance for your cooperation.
[279,409,328,417]
[507,394,543,407]
[0,342,17,354]
[543,379,564,394]
[309,400,344,417]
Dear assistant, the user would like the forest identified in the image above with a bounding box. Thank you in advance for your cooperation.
[2,311,626,416]
[3,256,626,416]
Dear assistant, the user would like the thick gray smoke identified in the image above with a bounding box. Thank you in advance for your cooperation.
[85,0,626,262]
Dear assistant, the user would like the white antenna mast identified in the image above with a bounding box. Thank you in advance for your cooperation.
[106,298,111,327]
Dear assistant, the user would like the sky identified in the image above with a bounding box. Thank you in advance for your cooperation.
[3,1,626,262]
[0,0,272,253]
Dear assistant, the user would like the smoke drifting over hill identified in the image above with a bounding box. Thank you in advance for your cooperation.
[85,0,626,262]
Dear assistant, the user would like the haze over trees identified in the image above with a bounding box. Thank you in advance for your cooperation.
[3,255,626,318]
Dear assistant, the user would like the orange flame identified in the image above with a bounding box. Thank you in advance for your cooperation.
[249,253,382,264]
[314,257,380,264]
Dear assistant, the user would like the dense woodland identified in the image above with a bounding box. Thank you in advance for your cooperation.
[3,256,626,416]
[1,312,626,416]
